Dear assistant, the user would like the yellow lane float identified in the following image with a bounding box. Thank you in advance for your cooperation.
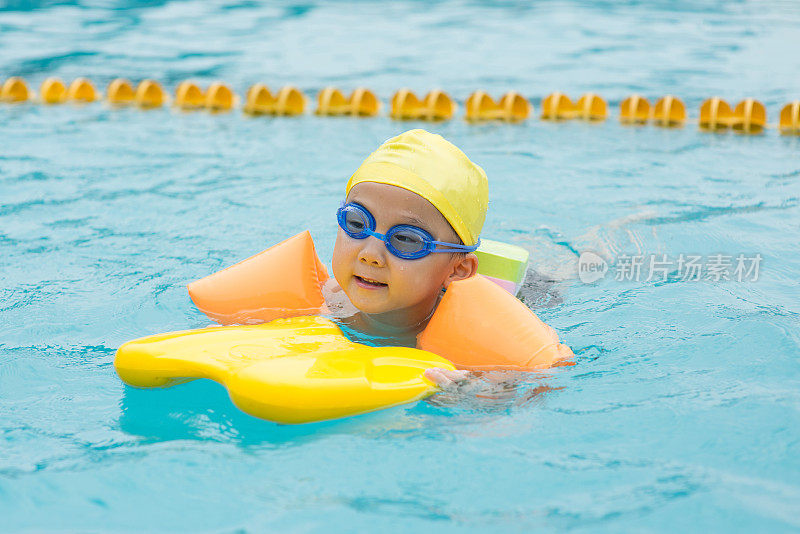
[175,81,206,109]
[620,94,651,124]
[390,89,455,121]
[115,316,454,425]
[315,87,348,115]
[7,75,792,137]
[540,92,607,121]
[541,92,574,120]
[205,82,235,111]
[465,91,530,121]
[779,101,800,135]
[66,77,97,103]
[574,93,607,120]
[652,95,686,127]
[107,79,165,107]
[40,77,67,104]
[0,75,791,136]
[315,87,380,116]
[731,98,766,133]
[243,84,305,115]
[107,78,135,105]
[1,76,29,102]
[135,79,165,108]
[699,97,733,130]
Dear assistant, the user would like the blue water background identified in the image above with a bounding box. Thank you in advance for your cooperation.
[2,1,800,531]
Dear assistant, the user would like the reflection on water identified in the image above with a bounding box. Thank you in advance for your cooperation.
[118,375,554,447]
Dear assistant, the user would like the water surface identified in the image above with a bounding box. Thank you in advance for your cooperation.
[1,1,799,531]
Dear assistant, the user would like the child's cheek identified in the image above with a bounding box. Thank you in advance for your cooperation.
[390,258,428,296]
[331,233,351,289]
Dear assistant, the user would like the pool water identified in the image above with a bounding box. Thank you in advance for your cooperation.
[2,1,800,531]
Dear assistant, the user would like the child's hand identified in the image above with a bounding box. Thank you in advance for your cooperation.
[424,367,472,390]
[425,368,555,410]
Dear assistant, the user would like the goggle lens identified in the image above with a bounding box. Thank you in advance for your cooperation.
[387,228,426,255]
[342,208,370,237]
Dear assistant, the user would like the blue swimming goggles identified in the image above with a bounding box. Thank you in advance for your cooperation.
[337,202,480,260]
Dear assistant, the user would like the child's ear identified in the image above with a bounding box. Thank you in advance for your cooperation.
[444,253,478,288]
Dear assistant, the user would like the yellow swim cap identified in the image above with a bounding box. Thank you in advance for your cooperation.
[346,129,488,247]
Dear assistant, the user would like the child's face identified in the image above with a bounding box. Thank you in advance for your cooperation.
[332,181,467,323]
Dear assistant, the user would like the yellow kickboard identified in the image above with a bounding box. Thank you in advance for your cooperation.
[114,316,455,424]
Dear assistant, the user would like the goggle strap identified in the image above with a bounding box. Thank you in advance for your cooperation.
[431,239,480,253]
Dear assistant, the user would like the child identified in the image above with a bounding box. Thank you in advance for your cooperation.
[187,128,571,388]
[322,128,488,388]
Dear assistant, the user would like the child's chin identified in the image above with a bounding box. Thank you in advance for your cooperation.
[348,293,392,315]
[353,300,392,315]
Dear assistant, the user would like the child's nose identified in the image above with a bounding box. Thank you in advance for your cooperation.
[358,236,386,267]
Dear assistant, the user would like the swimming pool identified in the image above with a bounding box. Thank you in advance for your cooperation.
[2,0,799,531]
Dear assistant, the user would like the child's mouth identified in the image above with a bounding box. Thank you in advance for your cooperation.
[354,275,388,289]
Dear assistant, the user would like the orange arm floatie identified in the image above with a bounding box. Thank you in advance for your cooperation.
[188,231,329,325]
[417,275,573,371]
